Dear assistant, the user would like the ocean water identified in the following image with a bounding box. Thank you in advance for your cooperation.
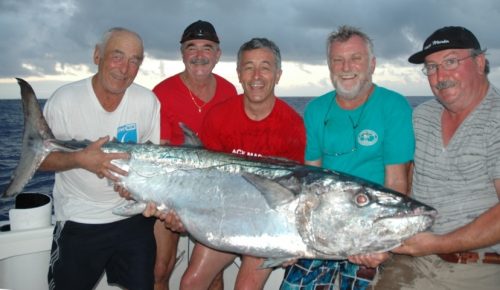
[0,96,432,220]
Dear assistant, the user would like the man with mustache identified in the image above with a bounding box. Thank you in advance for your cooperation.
[280,25,414,290]
[375,26,500,290]
[152,20,237,290]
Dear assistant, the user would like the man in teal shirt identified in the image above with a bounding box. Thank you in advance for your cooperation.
[281,25,414,290]
[304,85,413,185]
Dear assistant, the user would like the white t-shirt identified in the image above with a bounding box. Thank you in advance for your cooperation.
[43,77,160,223]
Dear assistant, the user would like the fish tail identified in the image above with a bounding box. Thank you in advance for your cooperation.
[3,78,56,197]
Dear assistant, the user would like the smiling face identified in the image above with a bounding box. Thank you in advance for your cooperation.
[328,35,375,100]
[181,39,221,79]
[424,48,486,110]
[93,30,143,98]
[237,47,282,105]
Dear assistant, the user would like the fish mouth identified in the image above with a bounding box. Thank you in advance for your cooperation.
[404,206,437,218]
[375,207,437,223]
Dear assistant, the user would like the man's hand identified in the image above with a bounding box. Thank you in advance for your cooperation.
[348,252,390,268]
[114,184,132,199]
[391,232,440,256]
[143,202,186,233]
[77,136,130,181]
[281,258,298,268]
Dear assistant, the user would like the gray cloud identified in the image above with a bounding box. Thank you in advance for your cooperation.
[1,0,499,78]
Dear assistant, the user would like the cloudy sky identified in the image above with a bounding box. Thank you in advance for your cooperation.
[1,0,499,99]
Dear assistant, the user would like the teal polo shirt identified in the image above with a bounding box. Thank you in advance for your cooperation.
[304,85,415,185]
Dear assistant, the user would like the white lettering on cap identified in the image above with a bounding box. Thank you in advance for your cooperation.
[424,39,450,50]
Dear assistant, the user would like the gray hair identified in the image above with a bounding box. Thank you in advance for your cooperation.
[326,25,374,61]
[96,27,144,58]
[471,48,489,75]
[237,38,282,70]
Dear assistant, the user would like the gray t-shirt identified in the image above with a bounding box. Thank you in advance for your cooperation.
[412,85,500,253]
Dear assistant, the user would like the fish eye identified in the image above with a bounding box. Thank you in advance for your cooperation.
[354,192,370,207]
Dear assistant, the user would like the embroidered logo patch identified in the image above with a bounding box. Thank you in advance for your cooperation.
[357,129,378,146]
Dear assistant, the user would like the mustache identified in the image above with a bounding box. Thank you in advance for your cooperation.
[190,58,210,65]
[435,80,456,90]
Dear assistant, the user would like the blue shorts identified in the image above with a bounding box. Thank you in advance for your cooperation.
[280,259,377,290]
[48,214,156,290]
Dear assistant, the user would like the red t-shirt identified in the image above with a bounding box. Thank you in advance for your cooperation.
[153,73,237,145]
[201,95,306,163]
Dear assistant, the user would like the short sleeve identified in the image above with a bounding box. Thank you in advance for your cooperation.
[383,96,415,165]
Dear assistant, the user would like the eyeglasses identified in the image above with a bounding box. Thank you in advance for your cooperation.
[421,55,473,76]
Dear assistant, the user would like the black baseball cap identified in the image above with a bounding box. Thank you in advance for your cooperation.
[408,26,481,64]
[180,20,220,44]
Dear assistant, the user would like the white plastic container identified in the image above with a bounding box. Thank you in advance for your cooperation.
[0,193,120,290]
[9,192,52,231]
[0,192,54,290]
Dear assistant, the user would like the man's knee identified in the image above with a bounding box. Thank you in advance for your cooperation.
[154,262,169,281]
[180,271,202,290]
[179,269,223,290]
[153,229,180,281]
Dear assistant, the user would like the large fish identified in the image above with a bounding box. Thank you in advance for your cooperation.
[4,78,436,267]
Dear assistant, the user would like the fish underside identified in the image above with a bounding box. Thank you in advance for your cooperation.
[4,78,437,267]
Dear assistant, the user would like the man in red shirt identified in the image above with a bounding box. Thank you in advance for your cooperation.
[179,38,305,290]
[152,20,237,290]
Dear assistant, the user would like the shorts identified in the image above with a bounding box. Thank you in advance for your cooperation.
[48,214,156,290]
[281,259,377,290]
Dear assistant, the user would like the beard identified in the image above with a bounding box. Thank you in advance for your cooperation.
[331,65,373,100]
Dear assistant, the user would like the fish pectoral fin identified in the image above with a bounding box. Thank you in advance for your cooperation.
[112,201,147,216]
[260,257,297,269]
[241,173,295,209]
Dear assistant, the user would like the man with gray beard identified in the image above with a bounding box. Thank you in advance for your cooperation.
[375,26,500,290]
[280,25,414,290]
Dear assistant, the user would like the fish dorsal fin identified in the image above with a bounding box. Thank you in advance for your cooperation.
[179,122,203,147]
[241,172,296,209]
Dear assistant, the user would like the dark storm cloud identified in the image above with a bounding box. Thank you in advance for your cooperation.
[1,0,499,78]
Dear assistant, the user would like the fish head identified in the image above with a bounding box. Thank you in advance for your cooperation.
[297,174,436,257]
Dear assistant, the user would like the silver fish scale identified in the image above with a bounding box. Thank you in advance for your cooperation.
[106,143,300,182]
[107,143,436,260]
